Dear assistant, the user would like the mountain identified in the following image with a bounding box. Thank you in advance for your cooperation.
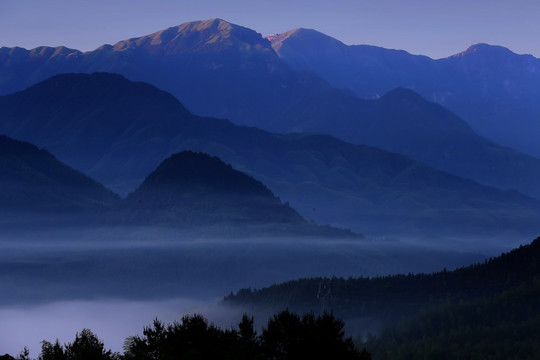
[0,134,119,215]
[269,29,540,158]
[0,18,330,130]
[274,86,540,200]
[118,151,329,235]
[1,19,540,203]
[0,72,539,238]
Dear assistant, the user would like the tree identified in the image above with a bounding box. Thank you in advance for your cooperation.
[261,310,365,360]
[16,347,30,360]
[39,340,65,360]
[64,329,113,360]
[39,329,117,360]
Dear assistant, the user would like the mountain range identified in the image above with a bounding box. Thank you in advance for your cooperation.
[269,28,540,158]
[1,18,540,203]
[0,72,539,238]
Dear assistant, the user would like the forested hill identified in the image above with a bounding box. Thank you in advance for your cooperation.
[120,151,306,227]
[116,151,359,237]
[224,236,540,322]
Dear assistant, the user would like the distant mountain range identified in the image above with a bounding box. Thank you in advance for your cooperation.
[1,19,539,202]
[0,72,539,237]
[269,28,540,158]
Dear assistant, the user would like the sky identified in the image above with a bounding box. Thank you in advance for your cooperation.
[0,0,539,59]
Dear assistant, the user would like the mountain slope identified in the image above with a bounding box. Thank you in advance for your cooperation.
[0,73,539,237]
[270,29,540,157]
[0,134,119,213]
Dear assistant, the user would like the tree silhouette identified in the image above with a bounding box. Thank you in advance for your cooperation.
[39,329,117,360]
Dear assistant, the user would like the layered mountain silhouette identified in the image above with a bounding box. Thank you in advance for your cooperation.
[0,134,349,235]
[273,86,540,199]
[0,72,539,237]
[1,19,539,202]
[269,28,540,157]
[0,135,119,214]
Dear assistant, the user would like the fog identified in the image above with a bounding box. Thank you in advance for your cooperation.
[0,298,241,356]
[0,226,528,356]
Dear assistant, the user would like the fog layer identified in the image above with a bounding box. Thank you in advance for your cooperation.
[0,226,524,356]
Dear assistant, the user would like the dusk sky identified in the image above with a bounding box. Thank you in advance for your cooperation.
[0,0,539,59]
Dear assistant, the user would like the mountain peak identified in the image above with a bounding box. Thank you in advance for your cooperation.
[380,87,426,102]
[112,18,272,55]
[449,43,516,58]
[123,151,310,227]
[268,28,345,54]
[139,150,274,197]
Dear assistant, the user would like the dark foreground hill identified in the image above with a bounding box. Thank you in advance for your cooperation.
[0,135,119,216]
[224,236,540,358]
[0,72,539,237]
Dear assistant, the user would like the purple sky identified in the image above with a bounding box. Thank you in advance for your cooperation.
[0,0,539,59]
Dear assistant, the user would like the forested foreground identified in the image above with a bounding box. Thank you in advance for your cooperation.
[224,237,540,359]
[3,310,371,360]
[366,277,540,360]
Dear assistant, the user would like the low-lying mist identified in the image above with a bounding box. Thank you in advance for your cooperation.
[0,225,527,356]
[0,298,241,356]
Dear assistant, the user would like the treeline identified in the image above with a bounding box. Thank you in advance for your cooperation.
[223,238,540,358]
[5,310,371,360]
[224,237,540,323]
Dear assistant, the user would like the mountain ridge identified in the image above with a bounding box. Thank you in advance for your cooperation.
[270,28,540,157]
